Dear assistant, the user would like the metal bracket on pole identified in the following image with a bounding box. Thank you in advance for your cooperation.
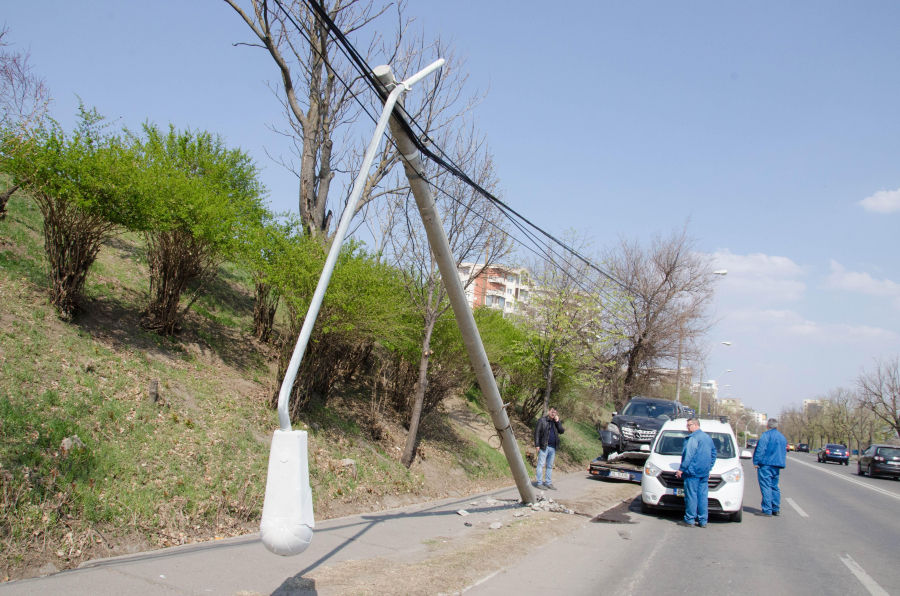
[260,59,448,557]
[374,65,536,507]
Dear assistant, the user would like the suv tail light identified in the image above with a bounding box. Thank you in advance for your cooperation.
[875,456,885,462]
[825,449,830,454]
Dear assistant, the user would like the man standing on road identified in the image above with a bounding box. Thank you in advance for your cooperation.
[675,418,717,528]
[753,418,787,517]
[534,407,565,490]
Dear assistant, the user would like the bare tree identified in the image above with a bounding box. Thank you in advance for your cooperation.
[223,0,479,239]
[0,25,51,218]
[604,225,718,409]
[386,122,511,468]
[857,355,900,439]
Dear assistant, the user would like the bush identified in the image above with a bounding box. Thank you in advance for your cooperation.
[1,106,145,317]
[131,124,266,335]
[269,236,413,419]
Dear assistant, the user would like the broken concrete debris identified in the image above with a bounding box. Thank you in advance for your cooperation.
[488,522,503,530]
[456,510,470,516]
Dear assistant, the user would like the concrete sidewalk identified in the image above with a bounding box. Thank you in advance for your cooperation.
[0,472,639,596]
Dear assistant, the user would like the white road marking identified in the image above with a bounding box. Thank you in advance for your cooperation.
[788,456,900,502]
[840,553,890,596]
[786,497,809,517]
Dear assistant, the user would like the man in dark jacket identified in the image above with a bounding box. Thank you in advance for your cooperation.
[676,418,717,528]
[753,418,787,517]
[534,407,565,490]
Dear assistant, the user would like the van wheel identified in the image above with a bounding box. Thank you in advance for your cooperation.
[640,500,652,515]
[730,509,743,523]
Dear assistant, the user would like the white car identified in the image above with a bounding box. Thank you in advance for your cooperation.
[640,418,753,522]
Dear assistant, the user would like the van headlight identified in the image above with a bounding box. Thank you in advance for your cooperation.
[644,462,662,477]
[721,467,742,483]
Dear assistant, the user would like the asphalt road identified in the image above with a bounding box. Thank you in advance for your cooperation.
[469,452,900,596]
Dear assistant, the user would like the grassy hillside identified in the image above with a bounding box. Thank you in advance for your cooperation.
[0,184,603,581]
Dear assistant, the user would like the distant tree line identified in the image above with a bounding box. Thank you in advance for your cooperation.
[778,356,900,452]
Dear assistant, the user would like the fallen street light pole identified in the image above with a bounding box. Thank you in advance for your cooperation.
[258,59,448,557]
[374,64,536,507]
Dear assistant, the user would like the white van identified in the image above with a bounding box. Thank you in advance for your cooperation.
[640,418,753,522]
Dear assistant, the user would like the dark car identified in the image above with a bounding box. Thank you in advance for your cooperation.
[600,396,685,458]
[682,407,697,419]
[746,439,758,449]
[818,443,850,465]
[796,443,810,453]
[857,445,900,479]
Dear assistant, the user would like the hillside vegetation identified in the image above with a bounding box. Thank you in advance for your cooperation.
[0,185,603,581]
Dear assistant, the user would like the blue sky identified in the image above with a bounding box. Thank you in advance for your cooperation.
[4,1,898,416]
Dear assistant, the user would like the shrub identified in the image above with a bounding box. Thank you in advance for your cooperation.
[268,236,413,419]
[1,106,144,317]
[131,124,266,335]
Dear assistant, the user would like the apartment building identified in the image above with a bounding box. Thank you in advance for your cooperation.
[456,263,530,315]
[719,397,743,411]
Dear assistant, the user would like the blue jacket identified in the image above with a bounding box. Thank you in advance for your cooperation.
[679,429,717,478]
[753,428,787,468]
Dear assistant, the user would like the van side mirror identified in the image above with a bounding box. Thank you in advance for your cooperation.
[740,450,752,459]
[612,412,618,417]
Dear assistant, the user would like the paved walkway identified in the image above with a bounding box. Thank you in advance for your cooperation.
[0,472,638,596]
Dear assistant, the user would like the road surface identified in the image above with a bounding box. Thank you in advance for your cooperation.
[469,452,900,595]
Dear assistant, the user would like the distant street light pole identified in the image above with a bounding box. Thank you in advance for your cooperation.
[679,271,727,405]
[700,362,732,418]
[743,417,755,448]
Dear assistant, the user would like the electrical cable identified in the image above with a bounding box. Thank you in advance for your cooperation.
[276,0,632,293]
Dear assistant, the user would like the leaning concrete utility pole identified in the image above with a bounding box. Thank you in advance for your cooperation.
[374,65,536,506]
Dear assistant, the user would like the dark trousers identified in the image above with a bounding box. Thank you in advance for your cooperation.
[757,465,781,514]
[683,475,709,525]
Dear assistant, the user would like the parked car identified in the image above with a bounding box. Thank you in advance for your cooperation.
[746,439,758,449]
[601,396,686,458]
[682,408,697,419]
[786,443,795,452]
[817,443,850,465]
[640,418,752,522]
[796,443,810,453]
[857,445,900,479]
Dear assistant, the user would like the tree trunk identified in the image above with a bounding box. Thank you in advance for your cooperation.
[253,281,279,343]
[0,184,19,219]
[401,317,436,468]
[541,357,555,418]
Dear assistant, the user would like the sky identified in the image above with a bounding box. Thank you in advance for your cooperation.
[3,1,899,416]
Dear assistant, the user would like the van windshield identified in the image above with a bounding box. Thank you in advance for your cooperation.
[622,401,676,419]
[654,431,736,459]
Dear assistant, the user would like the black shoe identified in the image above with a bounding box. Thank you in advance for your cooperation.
[545,484,557,490]
[754,512,772,517]
[698,524,708,529]
[772,511,780,516]
[677,521,696,528]
[534,483,546,489]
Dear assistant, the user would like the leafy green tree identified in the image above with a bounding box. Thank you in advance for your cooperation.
[513,231,623,420]
[131,124,267,335]
[1,106,144,317]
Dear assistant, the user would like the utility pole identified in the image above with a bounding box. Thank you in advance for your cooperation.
[375,65,536,506]
[674,323,684,403]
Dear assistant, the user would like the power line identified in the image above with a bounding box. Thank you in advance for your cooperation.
[274,0,632,293]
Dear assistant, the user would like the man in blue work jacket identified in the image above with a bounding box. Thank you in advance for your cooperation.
[752,418,787,517]
[675,418,717,528]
